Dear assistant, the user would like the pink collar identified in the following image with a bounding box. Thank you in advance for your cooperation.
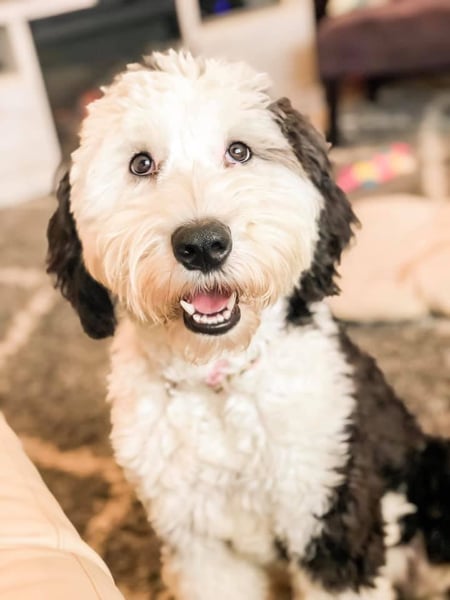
[205,354,260,391]
[205,359,231,389]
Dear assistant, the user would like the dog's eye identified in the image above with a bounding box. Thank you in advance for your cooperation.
[226,142,252,164]
[129,153,155,176]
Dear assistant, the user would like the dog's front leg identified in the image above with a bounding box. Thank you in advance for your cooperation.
[161,538,269,600]
[291,568,395,600]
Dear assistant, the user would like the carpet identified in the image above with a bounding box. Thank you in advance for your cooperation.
[0,196,449,598]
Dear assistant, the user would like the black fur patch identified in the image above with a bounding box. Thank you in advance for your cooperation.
[46,172,116,339]
[274,538,289,561]
[270,98,358,323]
[299,329,424,593]
[341,334,450,566]
[405,437,450,563]
[338,331,424,489]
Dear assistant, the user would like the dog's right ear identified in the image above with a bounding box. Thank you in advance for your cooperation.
[46,172,116,339]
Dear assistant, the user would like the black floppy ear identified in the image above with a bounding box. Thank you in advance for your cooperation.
[270,97,358,322]
[46,172,116,339]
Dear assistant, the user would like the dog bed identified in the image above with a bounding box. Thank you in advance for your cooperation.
[330,195,450,321]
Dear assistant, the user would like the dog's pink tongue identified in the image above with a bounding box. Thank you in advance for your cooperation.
[191,292,230,315]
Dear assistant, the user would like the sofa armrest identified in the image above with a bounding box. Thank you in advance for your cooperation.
[0,413,124,600]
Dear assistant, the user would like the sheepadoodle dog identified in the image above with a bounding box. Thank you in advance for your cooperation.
[47,50,450,599]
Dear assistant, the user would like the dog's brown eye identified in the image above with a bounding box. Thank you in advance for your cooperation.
[226,142,252,164]
[130,153,155,176]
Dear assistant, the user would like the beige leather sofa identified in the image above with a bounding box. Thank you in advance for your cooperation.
[0,413,124,600]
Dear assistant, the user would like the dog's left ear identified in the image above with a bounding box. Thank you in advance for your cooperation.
[270,97,358,321]
[46,172,116,339]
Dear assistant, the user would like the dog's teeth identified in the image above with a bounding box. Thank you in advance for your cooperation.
[190,307,233,326]
[180,300,195,315]
[227,292,237,311]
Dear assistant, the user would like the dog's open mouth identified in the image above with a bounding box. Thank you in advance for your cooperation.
[180,290,241,335]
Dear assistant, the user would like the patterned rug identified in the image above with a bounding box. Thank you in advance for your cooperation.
[0,196,449,598]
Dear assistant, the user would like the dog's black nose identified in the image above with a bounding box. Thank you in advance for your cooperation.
[171,220,232,272]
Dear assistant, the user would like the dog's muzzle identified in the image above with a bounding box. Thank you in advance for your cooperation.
[172,220,240,335]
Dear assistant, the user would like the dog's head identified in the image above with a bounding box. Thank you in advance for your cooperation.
[47,51,356,361]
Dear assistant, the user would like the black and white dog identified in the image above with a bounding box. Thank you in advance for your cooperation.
[47,51,450,599]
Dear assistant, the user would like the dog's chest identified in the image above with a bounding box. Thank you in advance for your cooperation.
[150,381,277,559]
[109,312,355,558]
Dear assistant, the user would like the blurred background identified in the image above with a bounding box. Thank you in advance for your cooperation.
[0,0,449,598]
